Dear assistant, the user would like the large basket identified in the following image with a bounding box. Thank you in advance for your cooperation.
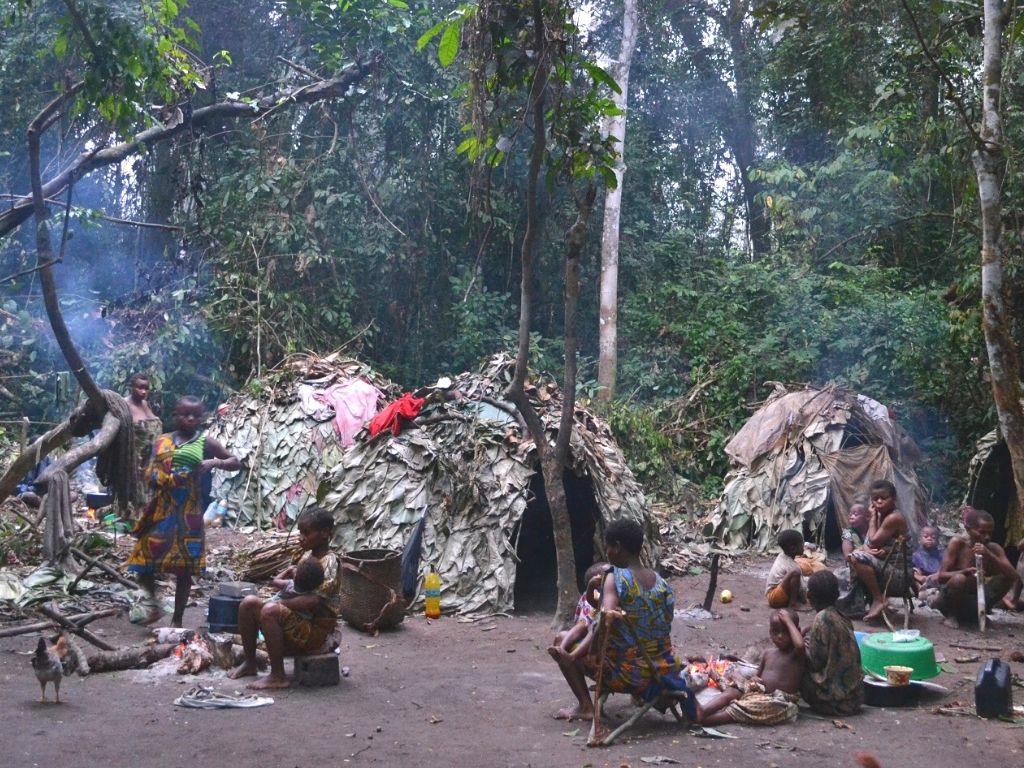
[338,548,406,633]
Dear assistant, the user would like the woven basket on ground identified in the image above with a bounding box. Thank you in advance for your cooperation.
[338,548,406,633]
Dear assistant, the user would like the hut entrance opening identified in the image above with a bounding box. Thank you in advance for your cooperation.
[968,440,1014,545]
[513,470,598,613]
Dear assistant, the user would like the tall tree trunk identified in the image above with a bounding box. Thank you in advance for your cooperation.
[596,0,640,402]
[725,0,769,256]
[504,0,583,629]
[974,0,1024,542]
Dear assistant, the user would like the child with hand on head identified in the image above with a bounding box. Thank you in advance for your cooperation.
[842,499,870,560]
[697,609,803,726]
[912,525,944,588]
[548,562,609,664]
[801,570,863,715]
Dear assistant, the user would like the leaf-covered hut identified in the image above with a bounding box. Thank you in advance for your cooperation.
[208,354,399,527]
[707,386,928,551]
[210,354,656,615]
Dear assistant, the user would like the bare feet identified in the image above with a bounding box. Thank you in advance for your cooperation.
[1001,596,1022,612]
[940,615,960,630]
[227,661,259,680]
[547,646,570,663]
[790,601,813,613]
[248,674,291,690]
[553,706,594,721]
[863,603,887,622]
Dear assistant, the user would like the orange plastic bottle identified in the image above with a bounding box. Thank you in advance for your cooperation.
[424,568,442,619]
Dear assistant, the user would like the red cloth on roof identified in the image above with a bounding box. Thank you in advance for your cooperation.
[368,392,426,438]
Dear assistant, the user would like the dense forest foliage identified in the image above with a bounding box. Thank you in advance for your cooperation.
[1,0,1021,506]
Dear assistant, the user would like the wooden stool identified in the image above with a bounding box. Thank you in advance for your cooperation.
[292,653,340,687]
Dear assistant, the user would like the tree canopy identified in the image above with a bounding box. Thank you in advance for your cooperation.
[2,0,1023,516]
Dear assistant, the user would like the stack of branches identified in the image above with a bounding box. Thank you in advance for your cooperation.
[651,503,734,577]
[232,533,303,582]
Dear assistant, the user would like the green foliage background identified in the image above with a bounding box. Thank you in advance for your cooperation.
[1,0,1019,505]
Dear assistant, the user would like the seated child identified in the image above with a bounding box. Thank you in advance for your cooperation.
[801,570,863,715]
[765,530,825,609]
[912,525,944,588]
[271,556,325,602]
[548,562,609,663]
[842,499,870,558]
[697,609,803,726]
[933,508,1017,628]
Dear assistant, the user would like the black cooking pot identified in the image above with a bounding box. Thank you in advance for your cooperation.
[86,492,114,509]
[863,678,921,707]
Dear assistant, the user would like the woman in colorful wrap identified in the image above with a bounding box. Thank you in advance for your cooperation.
[126,396,241,627]
[551,518,684,722]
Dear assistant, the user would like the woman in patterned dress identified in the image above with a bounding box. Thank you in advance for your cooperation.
[126,396,240,627]
[551,518,682,721]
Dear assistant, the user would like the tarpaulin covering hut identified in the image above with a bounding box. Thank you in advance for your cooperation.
[965,427,1016,544]
[707,386,928,551]
[321,355,656,615]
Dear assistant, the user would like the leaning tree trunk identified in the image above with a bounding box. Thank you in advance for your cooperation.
[974,0,1024,542]
[596,0,640,402]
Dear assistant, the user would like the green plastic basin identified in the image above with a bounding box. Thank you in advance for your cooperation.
[860,632,940,680]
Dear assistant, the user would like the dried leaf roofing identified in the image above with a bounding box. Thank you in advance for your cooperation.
[210,353,655,614]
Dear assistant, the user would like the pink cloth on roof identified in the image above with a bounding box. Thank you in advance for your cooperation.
[312,379,382,446]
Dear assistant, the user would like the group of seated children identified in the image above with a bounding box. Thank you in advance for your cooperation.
[703,569,863,724]
[769,480,1024,629]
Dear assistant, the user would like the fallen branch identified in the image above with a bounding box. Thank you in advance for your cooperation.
[85,642,176,673]
[950,642,1003,653]
[0,56,382,240]
[0,608,121,639]
[36,602,117,651]
[69,546,139,590]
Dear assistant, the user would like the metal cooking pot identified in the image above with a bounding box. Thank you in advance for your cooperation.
[86,492,114,508]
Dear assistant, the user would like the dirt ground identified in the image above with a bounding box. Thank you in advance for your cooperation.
[3,539,1024,768]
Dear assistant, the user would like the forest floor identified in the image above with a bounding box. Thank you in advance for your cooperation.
[2,530,1024,768]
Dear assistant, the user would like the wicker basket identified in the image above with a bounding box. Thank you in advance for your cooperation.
[338,548,406,633]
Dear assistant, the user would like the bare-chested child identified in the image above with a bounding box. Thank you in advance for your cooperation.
[548,562,609,663]
[697,609,804,726]
[933,508,1017,628]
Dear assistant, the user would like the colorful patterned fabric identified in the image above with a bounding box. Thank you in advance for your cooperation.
[132,417,163,507]
[583,568,682,700]
[126,434,207,578]
[572,593,595,626]
[800,605,863,715]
